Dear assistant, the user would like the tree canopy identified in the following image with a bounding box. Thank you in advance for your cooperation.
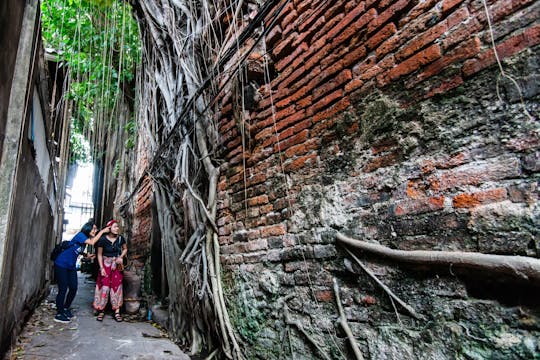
[41,0,140,164]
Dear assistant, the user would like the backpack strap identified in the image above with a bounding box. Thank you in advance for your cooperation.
[115,235,125,257]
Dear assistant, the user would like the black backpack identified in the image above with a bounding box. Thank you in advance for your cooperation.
[50,241,74,261]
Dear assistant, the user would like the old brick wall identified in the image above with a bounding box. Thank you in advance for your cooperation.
[129,176,153,266]
[216,0,539,358]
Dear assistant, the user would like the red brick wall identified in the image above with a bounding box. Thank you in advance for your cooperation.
[215,0,539,356]
[129,175,153,263]
[218,0,539,261]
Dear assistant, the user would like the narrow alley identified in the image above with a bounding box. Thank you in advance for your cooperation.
[1,0,539,359]
[6,273,188,360]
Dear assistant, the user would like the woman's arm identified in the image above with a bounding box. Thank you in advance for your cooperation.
[97,247,106,277]
[120,243,127,258]
[85,227,110,246]
[116,243,128,264]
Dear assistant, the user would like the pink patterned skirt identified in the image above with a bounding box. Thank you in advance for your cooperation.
[93,256,123,311]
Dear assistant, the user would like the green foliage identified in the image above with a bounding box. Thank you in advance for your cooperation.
[41,0,140,163]
[69,131,90,164]
[113,159,122,178]
[124,119,137,150]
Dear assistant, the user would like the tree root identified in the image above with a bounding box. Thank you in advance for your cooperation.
[343,247,423,320]
[332,278,364,360]
[336,232,540,284]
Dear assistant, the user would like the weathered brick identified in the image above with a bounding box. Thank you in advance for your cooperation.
[311,97,351,125]
[221,254,244,265]
[276,42,309,72]
[277,119,311,142]
[284,138,321,158]
[254,127,274,142]
[275,110,307,132]
[408,37,481,87]
[246,239,269,252]
[442,18,482,50]
[508,182,538,203]
[481,1,540,43]
[297,3,327,32]
[312,70,352,101]
[340,46,368,68]
[221,242,247,255]
[442,0,466,14]
[275,129,309,152]
[243,251,267,263]
[283,153,318,172]
[285,260,318,272]
[429,158,522,191]
[312,14,344,50]
[265,24,283,49]
[293,16,326,48]
[290,66,322,94]
[395,22,448,62]
[294,0,312,16]
[307,89,344,115]
[314,290,334,302]
[366,23,397,50]
[248,195,269,206]
[446,6,470,28]
[246,173,267,187]
[277,64,308,91]
[424,75,464,98]
[398,0,439,27]
[313,244,337,259]
[475,0,535,24]
[325,2,366,41]
[333,8,377,49]
[272,32,298,59]
[367,0,409,34]
[260,224,287,237]
[462,23,540,77]
[281,10,298,30]
[297,95,313,109]
[344,78,364,93]
[379,44,442,85]
[363,151,401,172]
[452,188,508,208]
[394,196,445,216]
[266,2,294,28]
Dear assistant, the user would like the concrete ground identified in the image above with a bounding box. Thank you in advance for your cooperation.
[6,273,189,360]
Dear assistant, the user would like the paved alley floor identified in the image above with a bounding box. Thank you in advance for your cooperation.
[6,273,189,360]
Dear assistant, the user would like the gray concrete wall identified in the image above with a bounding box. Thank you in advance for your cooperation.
[0,131,54,355]
[0,0,61,355]
[0,0,25,156]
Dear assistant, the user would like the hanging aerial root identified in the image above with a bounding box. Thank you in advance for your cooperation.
[343,248,423,320]
[336,232,540,284]
[332,278,364,360]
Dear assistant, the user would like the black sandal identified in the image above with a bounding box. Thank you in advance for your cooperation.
[114,312,123,322]
[96,313,104,321]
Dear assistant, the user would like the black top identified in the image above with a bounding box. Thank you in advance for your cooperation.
[96,235,126,257]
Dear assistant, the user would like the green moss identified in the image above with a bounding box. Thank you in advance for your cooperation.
[142,260,153,296]
[222,271,268,345]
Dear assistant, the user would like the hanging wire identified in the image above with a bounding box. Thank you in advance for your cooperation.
[481,0,534,121]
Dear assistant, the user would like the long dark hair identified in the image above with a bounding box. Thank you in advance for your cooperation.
[80,221,95,237]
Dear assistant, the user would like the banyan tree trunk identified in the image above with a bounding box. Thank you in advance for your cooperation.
[127,0,257,357]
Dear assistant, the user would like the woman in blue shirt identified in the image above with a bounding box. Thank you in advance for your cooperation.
[53,221,110,323]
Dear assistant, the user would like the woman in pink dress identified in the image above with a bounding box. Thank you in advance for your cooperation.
[93,219,127,322]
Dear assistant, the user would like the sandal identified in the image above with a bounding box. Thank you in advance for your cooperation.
[96,313,104,321]
[114,312,123,322]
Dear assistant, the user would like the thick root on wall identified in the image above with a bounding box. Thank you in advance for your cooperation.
[336,232,540,284]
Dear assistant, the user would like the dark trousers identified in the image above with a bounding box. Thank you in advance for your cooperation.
[55,265,78,314]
